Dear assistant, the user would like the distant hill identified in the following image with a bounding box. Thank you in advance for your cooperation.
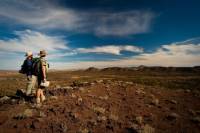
[84,66,200,73]
[85,67,99,72]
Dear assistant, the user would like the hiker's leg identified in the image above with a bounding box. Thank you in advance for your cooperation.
[41,89,46,102]
[26,75,32,95]
[31,75,37,95]
[36,88,41,104]
[36,77,42,104]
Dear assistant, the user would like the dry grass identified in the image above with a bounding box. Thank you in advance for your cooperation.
[0,69,199,96]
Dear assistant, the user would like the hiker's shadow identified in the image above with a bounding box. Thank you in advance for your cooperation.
[15,89,35,103]
[14,89,51,103]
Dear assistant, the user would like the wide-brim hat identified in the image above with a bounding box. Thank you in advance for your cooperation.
[38,50,47,56]
[25,51,33,57]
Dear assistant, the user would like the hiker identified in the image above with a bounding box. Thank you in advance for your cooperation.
[19,51,36,96]
[34,50,49,105]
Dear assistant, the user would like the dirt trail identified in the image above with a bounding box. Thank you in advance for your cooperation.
[0,80,200,133]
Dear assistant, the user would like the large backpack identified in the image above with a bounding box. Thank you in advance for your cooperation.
[32,58,41,76]
[19,60,28,74]
[32,58,49,76]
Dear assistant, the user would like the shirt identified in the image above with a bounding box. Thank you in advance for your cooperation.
[26,59,33,76]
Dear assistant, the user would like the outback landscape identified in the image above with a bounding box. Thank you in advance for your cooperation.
[0,66,200,133]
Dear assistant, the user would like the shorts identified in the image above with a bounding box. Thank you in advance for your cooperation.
[37,76,45,89]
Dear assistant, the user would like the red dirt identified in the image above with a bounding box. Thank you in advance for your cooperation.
[0,80,200,133]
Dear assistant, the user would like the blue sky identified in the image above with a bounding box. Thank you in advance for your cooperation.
[0,0,200,70]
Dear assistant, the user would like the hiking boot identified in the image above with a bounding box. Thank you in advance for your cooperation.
[35,103,42,108]
[31,91,36,96]
[41,95,46,102]
[36,97,40,104]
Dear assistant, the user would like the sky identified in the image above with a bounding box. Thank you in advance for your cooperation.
[0,0,200,70]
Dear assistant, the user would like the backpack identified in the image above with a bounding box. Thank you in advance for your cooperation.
[19,60,28,74]
[32,58,41,76]
[32,58,49,76]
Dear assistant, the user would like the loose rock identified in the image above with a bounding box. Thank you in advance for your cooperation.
[93,106,106,114]
[109,113,119,121]
[191,116,200,124]
[142,124,155,133]
[0,96,10,102]
[49,96,58,100]
[151,98,159,106]
[166,113,179,120]
[135,116,143,124]
[97,116,107,122]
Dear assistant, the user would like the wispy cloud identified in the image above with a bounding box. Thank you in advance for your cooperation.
[51,38,200,69]
[76,45,143,55]
[0,30,199,70]
[0,29,72,69]
[0,0,155,36]
[0,30,68,54]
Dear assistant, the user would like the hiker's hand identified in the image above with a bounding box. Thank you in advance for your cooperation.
[43,78,47,82]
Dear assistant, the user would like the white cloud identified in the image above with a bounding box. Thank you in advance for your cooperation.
[0,30,199,70]
[51,38,200,69]
[48,52,77,59]
[0,29,71,69]
[0,29,68,54]
[77,45,143,55]
[92,11,154,36]
[0,0,155,36]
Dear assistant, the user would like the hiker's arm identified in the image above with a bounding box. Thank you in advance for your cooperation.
[42,65,46,80]
[41,60,46,80]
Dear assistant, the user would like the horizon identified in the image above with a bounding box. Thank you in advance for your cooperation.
[0,0,200,70]
[1,65,200,71]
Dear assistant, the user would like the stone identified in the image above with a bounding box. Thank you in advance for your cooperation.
[79,87,85,92]
[151,98,159,106]
[196,110,200,115]
[93,106,106,114]
[125,81,133,85]
[135,116,143,124]
[191,116,200,124]
[185,89,191,93]
[124,127,138,133]
[169,99,177,104]
[71,93,76,98]
[82,81,89,86]
[31,120,40,129]
[188,109,196,116]
[135,89,145,95]
[99,95,109,100]
[11,99,16,104]
[14,109,33,119]
[90,82,95,86]
[49,96,58,100]
[142,124,155,133]
[77,97,83,105]
[96,79,103,83]
[69,112,79,120]
[63,86,73,90]
[87,119,97,127]
[23,109,33,118]
[109,114,119,121]
[79,128,89,133]
[60,123,68,133]
[97,116,107,122]
[39,111,46,118]
[0,96,10,102]
[166,113,179,120]
[55,85,61,88]
[149,94,155,99]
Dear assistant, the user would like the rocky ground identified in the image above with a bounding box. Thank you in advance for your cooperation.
[0,79,200,133]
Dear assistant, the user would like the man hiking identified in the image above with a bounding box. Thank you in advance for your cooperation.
[33,50,49,106]
[20,51,36,96]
